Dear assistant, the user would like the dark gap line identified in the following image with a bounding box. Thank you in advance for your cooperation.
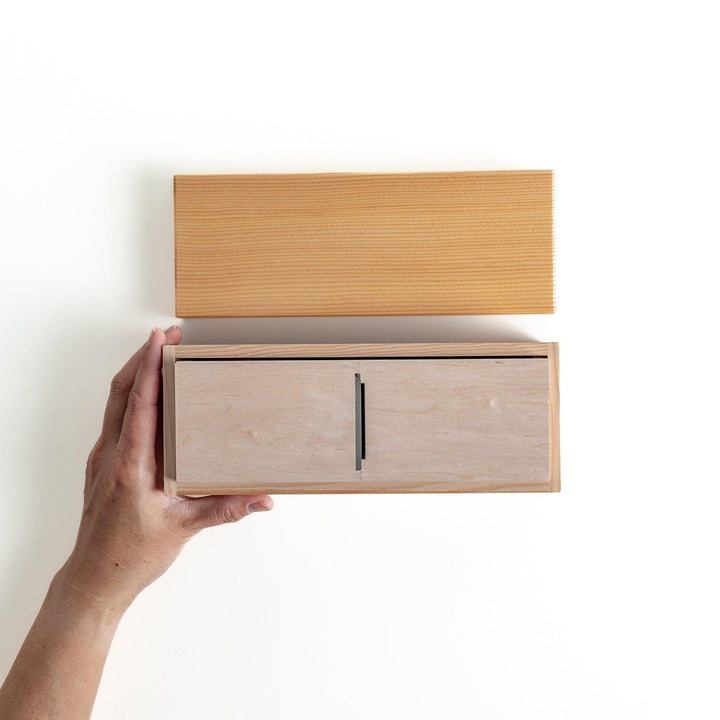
[360,382,366,460]
[354,374,363,471]
[177,355,547,362]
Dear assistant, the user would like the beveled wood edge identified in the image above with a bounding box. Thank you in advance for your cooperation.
[547,342,561,492]
[174,342,551,359]
[174,170,553,181]
[172,480,552,495]
[162,345,178,496]
[176,308,555,318]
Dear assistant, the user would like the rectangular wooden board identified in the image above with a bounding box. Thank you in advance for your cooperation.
[174,171,554,317]
[164,343,560,494]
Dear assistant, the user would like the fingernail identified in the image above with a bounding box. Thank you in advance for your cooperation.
[165,324,178,333]
[148,327,157,341]
[248,501,272,513]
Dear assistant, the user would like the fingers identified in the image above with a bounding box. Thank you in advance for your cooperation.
[102,326,182,441]
[116,327,165,461]
[177,495,274,533]
[101,345,148,440]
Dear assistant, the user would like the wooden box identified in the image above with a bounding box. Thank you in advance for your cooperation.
[163,343,560,494]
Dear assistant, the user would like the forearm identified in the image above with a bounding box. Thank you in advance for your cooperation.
[0,327,272,717]
[0,566,124,719]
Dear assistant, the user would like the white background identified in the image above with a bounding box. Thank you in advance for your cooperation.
[1,2,718,718]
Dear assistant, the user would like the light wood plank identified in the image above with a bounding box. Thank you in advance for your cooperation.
[174,360,357,491]
[162,345,177,495]
[171,477,552,494]
[174,171,554,317]
[547,342,561,491]
[174,342,551,360]
[356,359,549,489]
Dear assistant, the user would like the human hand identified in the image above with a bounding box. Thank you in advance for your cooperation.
[58,326,273,614]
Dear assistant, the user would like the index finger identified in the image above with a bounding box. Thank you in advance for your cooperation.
[102,326,182,441]
[101,343,148,441]
[116,327,167,463]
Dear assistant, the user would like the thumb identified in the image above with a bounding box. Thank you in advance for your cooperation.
[180,495,274,532]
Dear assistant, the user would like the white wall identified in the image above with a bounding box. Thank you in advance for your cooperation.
[1,2,718,718]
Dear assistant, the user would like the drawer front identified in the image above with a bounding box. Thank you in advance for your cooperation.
[174,360,357,492]
[354,359,549,491]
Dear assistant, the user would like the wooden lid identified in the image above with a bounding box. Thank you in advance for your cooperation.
[174,170,554,317]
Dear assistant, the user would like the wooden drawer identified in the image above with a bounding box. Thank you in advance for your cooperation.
[163,343,559,494]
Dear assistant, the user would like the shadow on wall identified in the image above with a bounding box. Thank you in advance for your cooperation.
[135,169,175,316]
[179,315,539,345]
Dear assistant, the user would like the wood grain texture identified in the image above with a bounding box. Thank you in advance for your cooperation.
[174,171,554,317]
[162,345,177,495]
[356,359,549,490]
[173,342,551,359]
[165,342,559,494]
[547,342,561,492]
[175,360,357,490]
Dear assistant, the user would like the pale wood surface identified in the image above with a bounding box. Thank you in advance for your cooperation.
[547,342,561,492]
[162,345,178,495]
[174,360,357,490]
[168,342,558,494]
[174,171,555,317]
[356,359,549,489]
[174,342,551,359]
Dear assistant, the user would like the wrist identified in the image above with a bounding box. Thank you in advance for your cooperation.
[52,561,133,622]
